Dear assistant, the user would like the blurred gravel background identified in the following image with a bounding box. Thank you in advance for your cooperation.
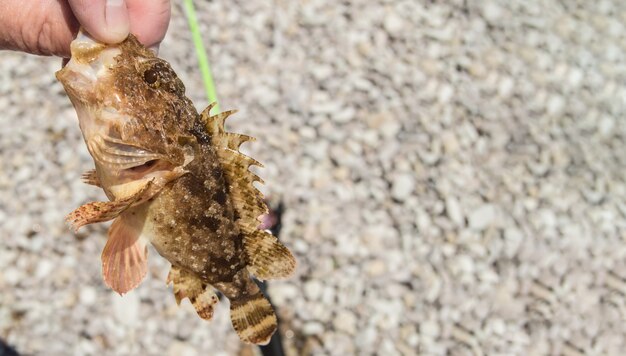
[1,0,626,355]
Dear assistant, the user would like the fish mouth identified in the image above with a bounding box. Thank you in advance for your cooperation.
[56,29,121,102]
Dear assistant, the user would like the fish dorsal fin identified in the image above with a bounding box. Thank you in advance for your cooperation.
[200,104,267,234]
[200,104,296,280]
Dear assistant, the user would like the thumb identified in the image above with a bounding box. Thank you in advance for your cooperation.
[68,0,130,43]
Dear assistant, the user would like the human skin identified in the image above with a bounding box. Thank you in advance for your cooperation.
[0,0,170,57]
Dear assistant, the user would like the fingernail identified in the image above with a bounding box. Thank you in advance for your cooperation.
[149,44,160,56]
[105,0,130,42]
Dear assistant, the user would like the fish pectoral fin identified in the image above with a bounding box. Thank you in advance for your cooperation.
[102,215,148,295]
[81,169,101,187]
[244,230,296,281]
[66,181,153,231]
[66,200,132,231]
[167,267,219,320]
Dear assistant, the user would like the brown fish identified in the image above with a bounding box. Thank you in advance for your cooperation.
[55,31,296,345]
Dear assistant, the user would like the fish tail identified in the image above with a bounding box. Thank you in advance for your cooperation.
[230,290,277,345]
[216,270,277,345]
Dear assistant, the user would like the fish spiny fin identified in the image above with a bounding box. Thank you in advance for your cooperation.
[65,182,153,231]
[200,105,267,233]
[81,169,101,187]
[216,148,267,233]
[200,105,294,280]
[101,214,148,295]
[244,230,296,280]
[167,266,219,320]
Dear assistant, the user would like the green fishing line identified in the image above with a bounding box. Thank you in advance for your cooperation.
[183,0,220,113]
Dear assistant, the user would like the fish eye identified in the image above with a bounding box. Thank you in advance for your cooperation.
[143,68,159,85]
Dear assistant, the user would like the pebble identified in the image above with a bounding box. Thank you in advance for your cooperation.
[304,280,323,301]
[380,119,401,139]
[547,95,566,116]
[504,227,524,258]
[391,173,416,201]
[445,196,465,226]
[332,107,356,123]
[598,116,615,137]
[468,204,497,230]
[441,131,460,154]
[498,77,515,98]
[482,2,503,24]
[3,267,21,286]
[35,260,54,279]
[79,287,97,307]
[333,310,357,335]
[383,12,405,36]
[303,321,324,335]
[112,291,139,328]
[421,320,440,337]
[168,342,197,356]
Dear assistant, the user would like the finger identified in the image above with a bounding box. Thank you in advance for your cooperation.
[126,0,171,48]
[0,0,78,57]
[68,0,130,44]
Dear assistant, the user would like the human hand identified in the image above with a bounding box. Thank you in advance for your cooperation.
[0,0,170,57]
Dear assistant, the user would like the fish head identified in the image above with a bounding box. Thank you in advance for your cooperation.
[56,30,195,200]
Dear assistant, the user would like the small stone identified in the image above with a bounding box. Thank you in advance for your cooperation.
[445,196,464,226]
[468,204,496,230]
[381,119,401,139]
[383,12,404,36]
[438,84,454,104]
[269,284,299,304]
[299,126,317,139]
[547,95,565,116]
[79,287,97,306]
[568,68,584,88]
[304,280,323,301]
[482,2,503,24]
[333,310,357,334]
[441,131,459,154]
[332,107,356,123]
[168,341,197,356]
[421,320,440,337]
[490,318,506,336]
[366,260,387,277]
[303,321,324,335]
[504,227,524,258]
[454,254,475,275]
[35,260,54,279]
[3,267,21,286]
[416,208,432,232]
[498,77,514,98]
[113,291,139,328]
[391,173,415,201]
[598,116,615,137]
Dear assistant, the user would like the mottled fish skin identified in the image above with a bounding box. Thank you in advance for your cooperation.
[141,142,248,282]
[56,30,295,345]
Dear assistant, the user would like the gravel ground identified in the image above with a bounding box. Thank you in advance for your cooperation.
[1,0,626,355]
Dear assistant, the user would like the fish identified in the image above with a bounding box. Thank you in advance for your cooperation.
[55,30,296,345]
